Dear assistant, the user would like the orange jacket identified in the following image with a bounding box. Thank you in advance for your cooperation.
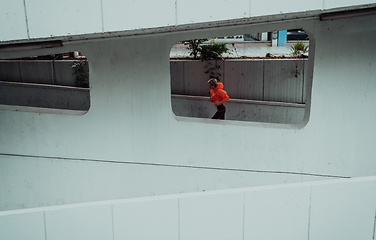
[209,82,229,106]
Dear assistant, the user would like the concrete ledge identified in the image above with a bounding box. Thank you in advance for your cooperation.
[171,94,305,124]
[0,81,90,114]
[1,176,375,240]
[172,94,305,108]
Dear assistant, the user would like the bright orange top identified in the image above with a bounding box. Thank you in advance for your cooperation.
[209,82,229,106]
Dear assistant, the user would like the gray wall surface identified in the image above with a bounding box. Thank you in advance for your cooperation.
[0,81,90,113]
[171,59,307,103]
[1,11,376,212]
[0,60,88,87]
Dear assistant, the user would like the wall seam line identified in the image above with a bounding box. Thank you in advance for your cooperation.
[373,207,376,240]
[175,0,178,26]
[43,211,47,240]
[183,61,185,93]
[51,61,55,85]
[222,59,226,84]
[302,60,305,103]
[307,186,312,240]
[22,0,30,39]
[0,152,351,179]
[18,62,22,82]
[111,204,115,240]
[101,0,105,32]
[178,198,181,240]
[242,192,245,240]
[249,0,252,18]
[262,60,265,100]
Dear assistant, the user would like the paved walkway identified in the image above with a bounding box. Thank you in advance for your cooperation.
[170,39,309,58]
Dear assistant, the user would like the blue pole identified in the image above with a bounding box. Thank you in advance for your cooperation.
[278,30,287,46]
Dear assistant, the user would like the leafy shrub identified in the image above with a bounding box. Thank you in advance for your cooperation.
[182,39,208,59]
[71,61,89,88]
[198,43,229,60]
[290,40,308,55]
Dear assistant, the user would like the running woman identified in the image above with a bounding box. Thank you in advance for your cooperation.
[208,78,229,120]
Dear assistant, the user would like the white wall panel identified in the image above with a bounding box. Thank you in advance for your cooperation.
[1,0,376,220]
[0,0,28,41]
[179,193,244,240]
[45,205,113,240]
[0,211,45,240]
[2,0,375,42]
[1,177,376,240]
[250,0,322,17]
[177,0,249,24]
[103,0,176,32]
[244,186,311,240]
[25,0,103,38]
[113,199,179,240]
[309,180,376,240]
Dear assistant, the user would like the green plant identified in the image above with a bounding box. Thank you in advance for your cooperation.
[291,66,301,78]
[204,61,222,80]
[182,39,208,59]
[198,43,229,60]
[290,40,308,55]
[71,60,89,88]
[183,41,229,80]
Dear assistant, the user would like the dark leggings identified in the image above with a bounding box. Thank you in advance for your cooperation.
[212,104,226,120]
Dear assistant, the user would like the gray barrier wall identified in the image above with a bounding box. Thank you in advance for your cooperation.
[171,95,305,124]
[0,81,90,114]
[170,59,308,104]
[0,60,90,114]
[0,60,88,87]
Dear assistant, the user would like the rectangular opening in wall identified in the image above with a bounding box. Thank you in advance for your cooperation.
[170,30,311,125]
[0,51,90,115]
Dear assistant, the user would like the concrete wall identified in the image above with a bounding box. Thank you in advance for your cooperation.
[1,0,375,42]
[1,176,375,240]
[0,81,90,114]
[171,95,305,123]
[171,59,308,103]
[0,60,87,87]
[1,1,376,216]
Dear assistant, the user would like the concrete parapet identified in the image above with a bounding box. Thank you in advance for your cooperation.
[0,81,90,114]
[172,94,305,124]
[1,176,375,240]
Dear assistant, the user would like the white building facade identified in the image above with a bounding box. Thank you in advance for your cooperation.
[1,1,376,239]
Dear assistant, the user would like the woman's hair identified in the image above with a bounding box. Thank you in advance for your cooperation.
[208,78,218,87]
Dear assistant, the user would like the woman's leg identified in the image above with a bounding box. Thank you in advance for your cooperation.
[212,104,226,120]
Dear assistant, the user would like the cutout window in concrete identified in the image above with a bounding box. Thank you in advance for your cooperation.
[170,31,312,125]
[0,52,90,115]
